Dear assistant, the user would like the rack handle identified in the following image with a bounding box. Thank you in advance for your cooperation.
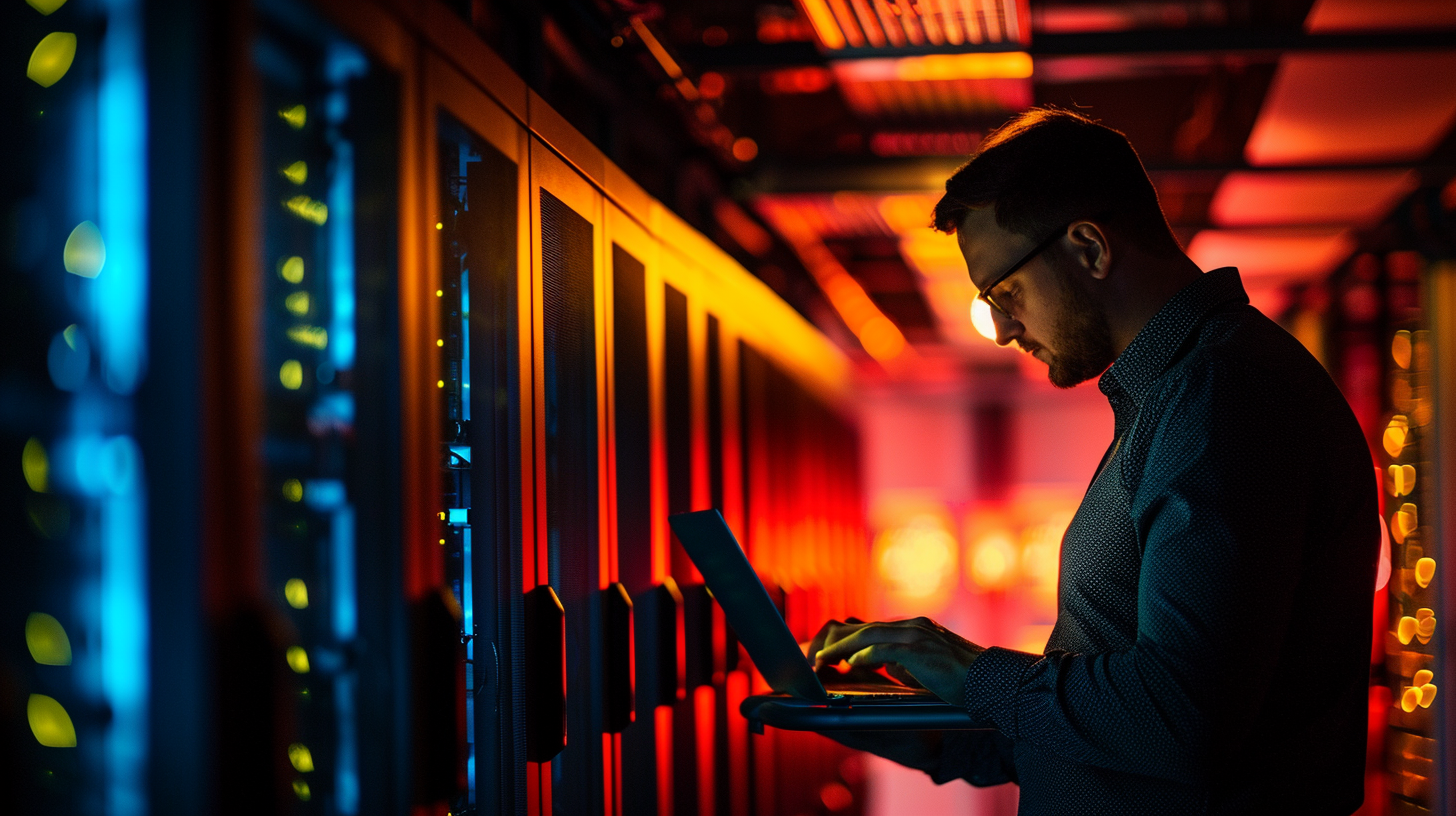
[602,582,635,732]
[524,584,566,762]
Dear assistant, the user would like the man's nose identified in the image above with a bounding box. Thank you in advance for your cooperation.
[991,309,1022,347]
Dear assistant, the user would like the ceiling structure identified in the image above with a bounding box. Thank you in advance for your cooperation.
[641,0,1456,370]
[507,0,1456,372]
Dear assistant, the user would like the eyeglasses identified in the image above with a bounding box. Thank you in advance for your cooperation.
[975,222,1072,319]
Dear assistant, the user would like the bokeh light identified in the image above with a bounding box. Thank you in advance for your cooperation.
[63,221,106,277]
[25,612,72,665]
[288,742,315,772]
[970,298,997,341]
[967,530,1017,590]
[280,256,305,283]
[22,437,49,492]
[27,694,76,747]
[286,646,310,674]
[280,360,304,390]
[27,32,77,88]
[873,515,956,601]
[284,578,309,609]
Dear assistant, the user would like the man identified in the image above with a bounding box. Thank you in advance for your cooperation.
[810,108,1379,814]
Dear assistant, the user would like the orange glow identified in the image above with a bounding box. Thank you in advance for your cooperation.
[731,137,759,163]
[967,530,1017,590]
[873,515,956,601]
[698,72,726,99]
[1244,53,1456,166]
[1415,669,1433,687]
[760,67,834,95]
[797,0,848,48]
[1208,170,1417,229]
[759,202,910,361]
[1398,616,1418,645]
[1419,684,1438,708]
[1400,686,1421,713]
[695,686,716,816]
[901,52,1032,81]
[1393,330,1412,369]
[1185,229,1354,285]
[1415,557,1435,589]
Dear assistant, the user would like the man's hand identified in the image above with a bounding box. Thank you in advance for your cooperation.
[810,617,985,706]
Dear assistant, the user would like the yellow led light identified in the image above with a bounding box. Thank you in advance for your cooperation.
[292,779,312,801]
[1419,684,1438,709]
[27,694,76,747]
[286,325,328,350]
[1415,557,1435,588]
[1397,616,1417,645]
[285,196,328,225]
[435,222,443,230]
[1392,503,1418,544]
[63,221,106,277]
[25,613,71,665]
[281,161,308,186]
[437,380,445,389]
[280,256,305,284]
[285,291,311,316]
[436,339,444,347]
[27,32,77,88]
[1414,669,1433,687]
[288,743,315,772]
[279,105,307,130]
[1400,686,1421,713]
[438,511,447,520]
[286,646,310,674]
[435,289,443,297]
[282,478,303,502]
[1383,425,1407,459]
[280,360,304,390]
[26,0,69,14]
[1392,330,1412,369]
[22,437,49,493]
[438,538,446,545]
[1416,615,1436,643]
[284,578,309,609]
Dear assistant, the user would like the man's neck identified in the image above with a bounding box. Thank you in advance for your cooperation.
[1103,251,1205,359]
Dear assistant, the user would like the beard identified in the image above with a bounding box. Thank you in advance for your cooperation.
[1033,270,1116,389]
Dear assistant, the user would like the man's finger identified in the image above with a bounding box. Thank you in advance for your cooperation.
[814,624,915,666]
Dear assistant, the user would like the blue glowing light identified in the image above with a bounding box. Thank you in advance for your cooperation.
[96,0,150,811]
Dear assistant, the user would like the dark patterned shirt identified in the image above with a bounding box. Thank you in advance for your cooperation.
[938,268,1379,814]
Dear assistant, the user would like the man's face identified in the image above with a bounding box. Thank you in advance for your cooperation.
[957,207,1115,388]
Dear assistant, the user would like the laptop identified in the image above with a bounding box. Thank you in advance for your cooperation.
[669,509,988,731]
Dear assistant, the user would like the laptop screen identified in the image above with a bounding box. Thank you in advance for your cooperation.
[668,510,828,701]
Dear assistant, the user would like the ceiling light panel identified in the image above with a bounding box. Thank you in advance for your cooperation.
[1209,170,1419,228]
[796,0,1030,51]
[1244,52,1456,166]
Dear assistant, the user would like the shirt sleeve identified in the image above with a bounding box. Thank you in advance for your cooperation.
[922,728,1018,787]
[962,359,1313,785]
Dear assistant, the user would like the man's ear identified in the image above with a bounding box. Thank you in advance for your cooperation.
[1069,221,1111,280]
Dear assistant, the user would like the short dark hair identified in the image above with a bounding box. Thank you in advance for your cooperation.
[932,108,1177,253]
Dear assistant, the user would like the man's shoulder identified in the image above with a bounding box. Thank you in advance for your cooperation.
[1161,303,1332,401]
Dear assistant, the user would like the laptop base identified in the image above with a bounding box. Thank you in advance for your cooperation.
[740,695,994,733]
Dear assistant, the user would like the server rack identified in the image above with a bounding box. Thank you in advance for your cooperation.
[6,0,872,814]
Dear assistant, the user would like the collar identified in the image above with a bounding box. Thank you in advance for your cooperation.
[1097,267,1249,411]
